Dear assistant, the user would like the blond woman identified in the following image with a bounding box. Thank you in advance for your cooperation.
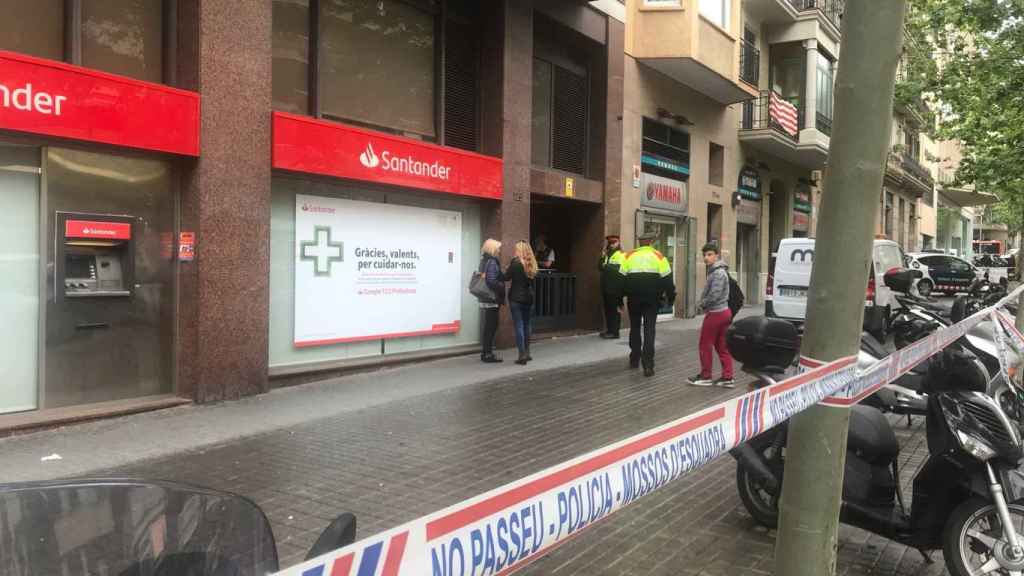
[505,241,538,364]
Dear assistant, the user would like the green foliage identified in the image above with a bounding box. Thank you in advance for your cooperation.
[904,0,1024,230]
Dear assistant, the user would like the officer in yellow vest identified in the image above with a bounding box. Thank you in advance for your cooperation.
[619,230,676,377]
[599,235,626,339]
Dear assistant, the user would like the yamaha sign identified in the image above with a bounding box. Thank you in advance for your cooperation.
[639,172,687,215]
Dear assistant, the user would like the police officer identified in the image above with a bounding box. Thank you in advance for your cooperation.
[619,230,676,377]
[599,235,626,339]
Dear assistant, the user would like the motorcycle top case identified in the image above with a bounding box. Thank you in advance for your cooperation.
[726,316,800,370]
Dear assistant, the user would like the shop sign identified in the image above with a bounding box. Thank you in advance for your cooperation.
[641,152,689,178]
[293,194,463,347]
[737,199,760,225]
[738,167,761,201]
[640,172,687,215]
[793,211,810,232]
[65,219,131,240]
[272,112,503,201]
[178,232,195,262]
[0,50,200,156]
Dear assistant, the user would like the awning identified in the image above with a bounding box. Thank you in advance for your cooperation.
[938,187,1000,207]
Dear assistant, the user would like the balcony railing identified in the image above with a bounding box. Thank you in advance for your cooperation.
[789,0,844,30]
[815,112,832,136]
[901,154,935,188]
[740,39,760,86]
[740,91,801,142]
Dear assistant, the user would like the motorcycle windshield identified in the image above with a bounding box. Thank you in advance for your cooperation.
[0,479,278,576]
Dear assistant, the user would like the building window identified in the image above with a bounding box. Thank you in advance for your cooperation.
[532,58,589,175]
[815,52,834,133]
[709,142,724,187]
[699,0,729,28]
[272,0,310,115]
[0,0,64,61]
[884,191,894,238]
[0,0,168,84]
[905,129,921,161]
[319,0,437,139]
[641,117,690,175]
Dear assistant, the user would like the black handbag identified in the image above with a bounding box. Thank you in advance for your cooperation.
[469,259,496,302]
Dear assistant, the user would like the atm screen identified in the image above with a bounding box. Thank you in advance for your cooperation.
[66,254,96,280]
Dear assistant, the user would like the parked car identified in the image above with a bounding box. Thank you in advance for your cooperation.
[766,238,906,335]
[906,253,978,296]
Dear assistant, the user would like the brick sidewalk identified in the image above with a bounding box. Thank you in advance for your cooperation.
[89,324,946,574]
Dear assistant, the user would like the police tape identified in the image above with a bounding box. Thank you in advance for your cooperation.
[276,286,1024,576]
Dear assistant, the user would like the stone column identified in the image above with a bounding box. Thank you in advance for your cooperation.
[176,0,272,402]
[803,38,819,131]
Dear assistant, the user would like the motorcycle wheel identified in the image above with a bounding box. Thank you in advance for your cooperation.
[944,498,1024,576]
[735,437,783,528]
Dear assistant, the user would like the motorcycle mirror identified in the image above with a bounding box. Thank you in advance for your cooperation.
[304,512,358,561]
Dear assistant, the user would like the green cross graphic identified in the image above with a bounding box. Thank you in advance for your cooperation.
[300,226,344,277]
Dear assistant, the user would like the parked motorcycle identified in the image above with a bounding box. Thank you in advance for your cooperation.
[0,479,357,576]
[727,270,1024,575]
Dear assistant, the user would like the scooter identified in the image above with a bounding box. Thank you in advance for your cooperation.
[0,478,357,576]
[728,270,1024,576]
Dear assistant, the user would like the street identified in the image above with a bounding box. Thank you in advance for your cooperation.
[0,306,952,574]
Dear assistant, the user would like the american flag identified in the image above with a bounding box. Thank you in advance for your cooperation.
[769,91,800,136]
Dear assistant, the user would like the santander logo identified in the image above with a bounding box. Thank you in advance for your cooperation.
[359,143,380,168]
[356,140,452,181]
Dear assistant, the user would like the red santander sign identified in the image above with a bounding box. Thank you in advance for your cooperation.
[65,220,131,240]
[272,112,503,200]
[0,50,199,156]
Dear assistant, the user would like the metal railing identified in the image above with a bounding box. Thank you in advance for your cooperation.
[901,153,935,188]
[815,112,832,136]
[740,91,801,142]
[789,0,844,30]
[739,39,760,86]
[533,272,577,332]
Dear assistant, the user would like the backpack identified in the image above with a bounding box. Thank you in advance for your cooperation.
[727,275,744,317]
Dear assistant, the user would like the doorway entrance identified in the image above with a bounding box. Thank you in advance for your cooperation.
[735,223,759,304]
[640,215,680,318]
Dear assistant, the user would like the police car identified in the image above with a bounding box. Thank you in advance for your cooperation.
[905,252,977,296]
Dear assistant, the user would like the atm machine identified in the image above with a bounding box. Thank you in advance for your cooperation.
[58,214,134,299]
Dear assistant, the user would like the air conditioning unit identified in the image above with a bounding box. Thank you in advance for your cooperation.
[810,170,823,185]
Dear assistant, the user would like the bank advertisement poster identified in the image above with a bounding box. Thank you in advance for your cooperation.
[294,194,462,347]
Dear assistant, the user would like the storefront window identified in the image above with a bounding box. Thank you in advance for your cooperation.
[0,0,64,61]
[273,0,310,114]
[82,0,164,84]
[319,0,437,139]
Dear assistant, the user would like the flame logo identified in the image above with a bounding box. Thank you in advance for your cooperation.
[359,142,380,168]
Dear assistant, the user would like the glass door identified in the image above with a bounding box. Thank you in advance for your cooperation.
[0,146,41,414]
[644,216,678,317]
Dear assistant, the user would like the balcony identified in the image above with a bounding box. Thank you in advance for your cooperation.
[884,148,935,199]
[743,0,842,54]
[625,1,760,104]
[789,0,844,31]
[738,91,829,169]
[739,39,760,86]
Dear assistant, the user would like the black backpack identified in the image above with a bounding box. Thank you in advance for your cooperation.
[728,275,744,317]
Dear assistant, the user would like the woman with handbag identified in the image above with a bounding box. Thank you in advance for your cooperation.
[505,241,538,365]
[475,238,506,363]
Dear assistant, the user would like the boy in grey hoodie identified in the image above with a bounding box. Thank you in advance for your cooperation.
[689,243,735,387]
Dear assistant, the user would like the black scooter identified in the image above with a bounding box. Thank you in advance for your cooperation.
[728,270,1024,576]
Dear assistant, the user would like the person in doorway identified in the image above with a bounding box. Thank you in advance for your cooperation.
[619,230,675,377]
[506,241,538,364]
[535,235,556,269]
[598,235,626,339]
[479,239,507,363]
[689,243,735,388]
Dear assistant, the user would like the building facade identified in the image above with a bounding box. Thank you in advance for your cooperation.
[0,0,627,429]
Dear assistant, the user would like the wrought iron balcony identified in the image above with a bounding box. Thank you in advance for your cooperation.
[740,91,801,142]
[815,112,832,136]
[901,153,935,189]
[740,39,760,87]
[789,0,844,30]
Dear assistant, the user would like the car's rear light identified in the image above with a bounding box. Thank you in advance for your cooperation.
[866,274,876,303]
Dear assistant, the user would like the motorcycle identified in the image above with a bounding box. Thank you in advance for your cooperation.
[727,270,1024,576]
[0,478,357,576]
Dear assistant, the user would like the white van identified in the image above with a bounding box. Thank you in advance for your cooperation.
[765,238,907,334]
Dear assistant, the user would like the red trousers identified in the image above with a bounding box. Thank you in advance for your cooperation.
[699,309,734,379]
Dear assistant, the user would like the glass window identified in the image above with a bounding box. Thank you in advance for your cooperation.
[532,59,553,167]
[273,0,311,114]
[699,0,728,28]
[874,244,904,274]
[82,0,164,83]
[319,0,436,139]
[919,256,939,266]
[708,142,724,187]
[951,258,971,271]
[0,0,64,61]
[816,53,834,120]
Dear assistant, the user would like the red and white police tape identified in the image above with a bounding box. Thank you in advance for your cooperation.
[276,286,1024,576]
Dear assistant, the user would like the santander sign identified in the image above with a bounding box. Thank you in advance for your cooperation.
[273,112,503,201]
